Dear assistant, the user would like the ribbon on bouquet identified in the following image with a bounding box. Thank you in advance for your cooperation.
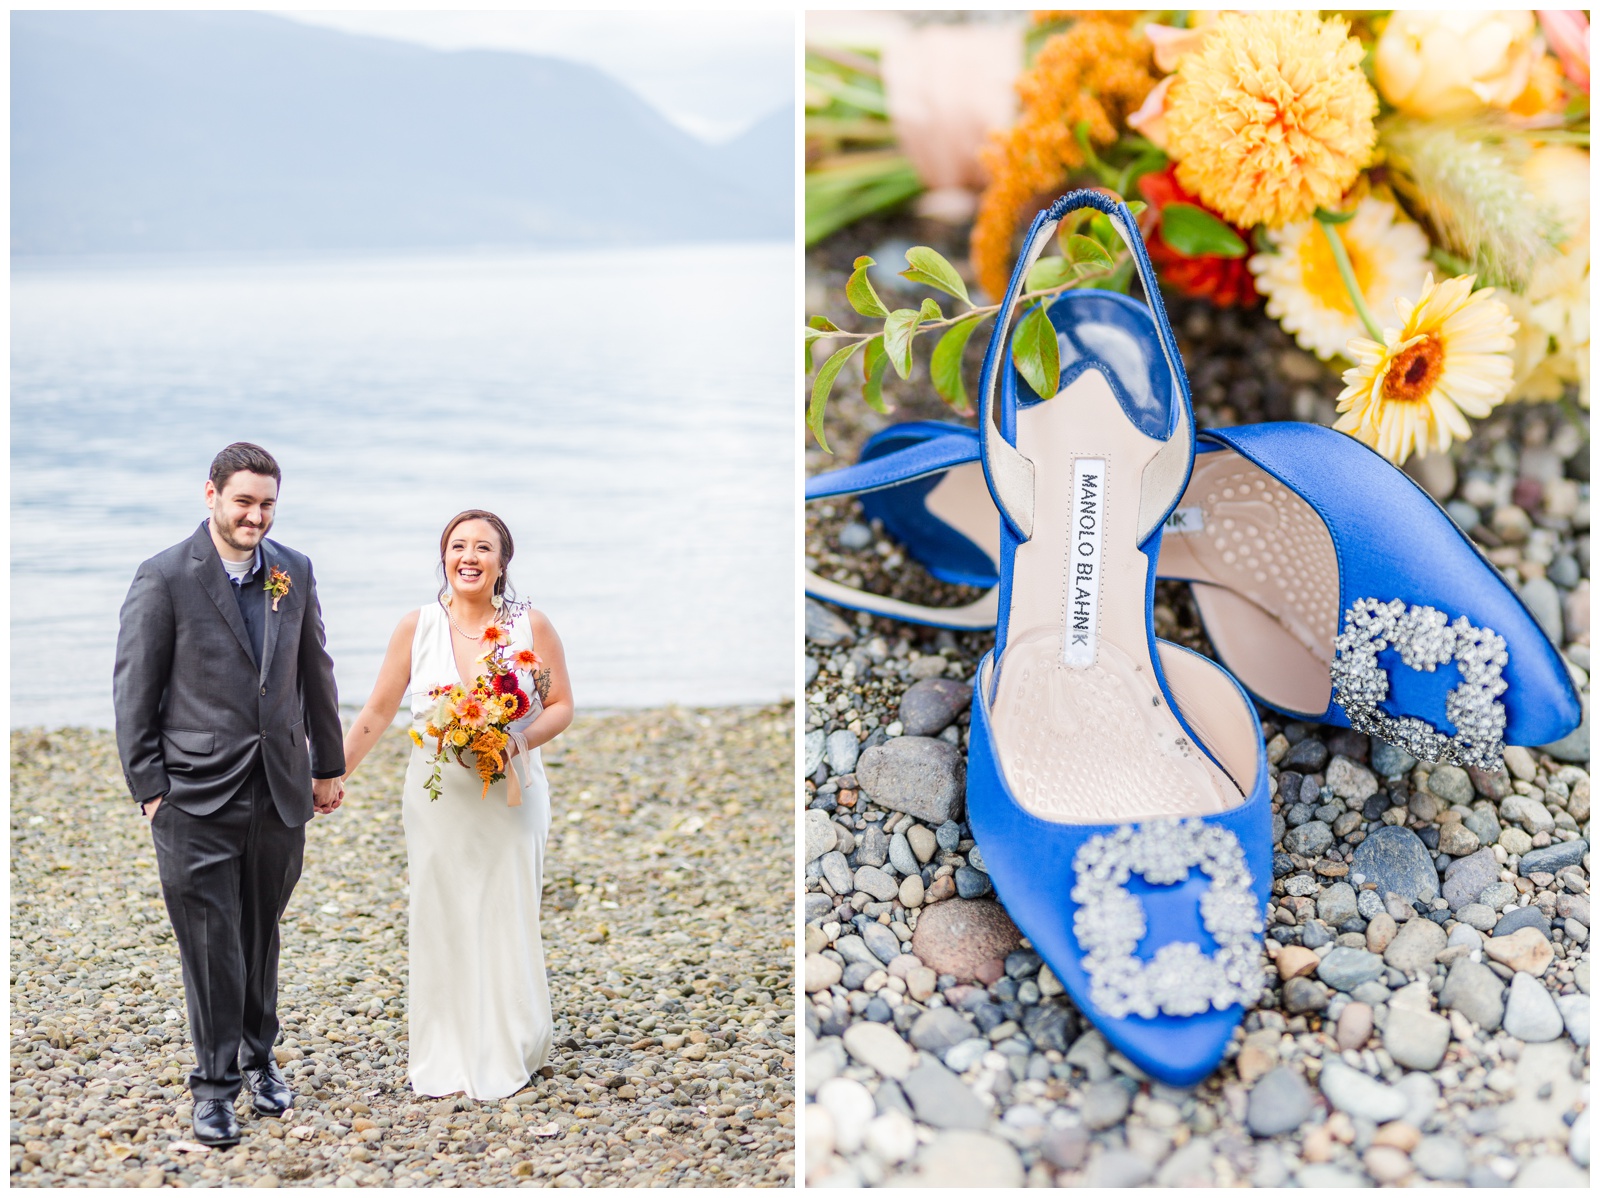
[501,729,531,807]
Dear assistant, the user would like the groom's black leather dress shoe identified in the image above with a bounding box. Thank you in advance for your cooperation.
[192,1098,241,1147]
[242,1060,294,1116]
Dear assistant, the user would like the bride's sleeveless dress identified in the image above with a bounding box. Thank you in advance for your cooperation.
[402,601,553,1100]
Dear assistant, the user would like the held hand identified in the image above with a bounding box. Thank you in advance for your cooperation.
[142,797,163,820]
[312,776,344,815]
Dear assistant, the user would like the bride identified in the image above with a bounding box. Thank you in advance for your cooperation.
[341,509,573,1100]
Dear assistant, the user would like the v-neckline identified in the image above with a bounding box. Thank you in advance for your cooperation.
[443,602,510,695]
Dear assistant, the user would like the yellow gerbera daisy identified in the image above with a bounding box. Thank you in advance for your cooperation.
[408,728,424,748]
[1164,11,1378,229]
[1251,198,1432,361]
[1334,275,1518,465]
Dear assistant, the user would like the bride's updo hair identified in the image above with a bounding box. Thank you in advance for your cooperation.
[438,509,516,601]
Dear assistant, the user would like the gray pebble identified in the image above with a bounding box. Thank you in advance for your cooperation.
[805,808,837,864]
[856,823,888,868]
[826,729,861,775]
[1282,976,1330,1014]
[838,522,873,551]
[901,1057,988,1130]
[1428,765,1475,806]
[942,1037,988,1074]
[836,934,879,968]
[1371,740,1418,778]
[856,737,966,824]
[1493,906,1551,938]
[1283,821,1333,857]
[1317,883,1359,925]
[1457,903,1499,931]
[1085,1149,1154,1188]
[806,655,820,687]
[861,922,901,965]
[1317,946,1385,992]
[1352,826,1440,903]
[806,597,855,647]
[1439,958,1506,1030]
[1383,1004,1451,1071]
[819,851,854,895]
[804,729,826,778]
[936,820,961,852]
[898,677,970,737]
[1283,738,1330,772]
[1442,848,1500,910]
[1080,1078,1133,1130]
[854,866,900,902]
[1501,972,1563,1042]
[1463,807,1502,847]
[1246,1066,1314,1137]
[1413,1136,1470,1182]
[1384,917,1447,972]
[1519,576,1565,645]
[1326,756,1378,802]
[1318,1058,1408,1122]
[1518,839,1589,876]
[1557,994,1589,1047]
[908,1007,978,1054]
[888,831,918,877]
[842,961,876,990]
[1355,888,1386,920]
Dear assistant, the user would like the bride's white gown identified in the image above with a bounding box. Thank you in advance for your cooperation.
[402,601,553,1100]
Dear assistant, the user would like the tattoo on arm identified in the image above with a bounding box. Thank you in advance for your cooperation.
[533,668,553,705]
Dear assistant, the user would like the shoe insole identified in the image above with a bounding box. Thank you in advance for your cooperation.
[989,371,1249,825]
[924,444,1339,718]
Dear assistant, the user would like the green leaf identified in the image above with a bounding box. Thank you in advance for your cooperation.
[846,256,890,319]
[1011,306,1060,401]
[861,335,892,413]
[918,297,944,322]
[882,308,922,379]
[1160,202,1248,258]
[1125,200,1148,218]
[899,246,971,305]
[1087,214,1122,253]
[1026,256,1076,291]
[808,315,841,332]
[931,316,982,411]
[1313,206,1357,225]
[1064,234,1116,270]
[807,340,864,453]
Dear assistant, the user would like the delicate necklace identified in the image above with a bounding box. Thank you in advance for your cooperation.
[443,596,499,642]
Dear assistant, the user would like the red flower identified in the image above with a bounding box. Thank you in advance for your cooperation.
[492,672,519,695]
[509,689,531,720]
[1138,168,1258,309]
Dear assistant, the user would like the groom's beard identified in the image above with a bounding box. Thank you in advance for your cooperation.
[212,511,272,553]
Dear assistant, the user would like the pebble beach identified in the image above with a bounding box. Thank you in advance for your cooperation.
[11,706,795,1188]
[803,221,1590,1188]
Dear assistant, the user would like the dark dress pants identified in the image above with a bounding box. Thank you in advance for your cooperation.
[151,762,305,1101]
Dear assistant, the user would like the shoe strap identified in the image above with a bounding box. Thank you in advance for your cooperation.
[805,569,999,630]
[977,189,1193,545]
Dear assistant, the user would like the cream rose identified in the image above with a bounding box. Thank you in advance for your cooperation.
[1506,144,1590,405]
[1376,11,1541,117]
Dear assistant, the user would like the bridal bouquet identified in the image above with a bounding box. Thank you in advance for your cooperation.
[411,622,542,801]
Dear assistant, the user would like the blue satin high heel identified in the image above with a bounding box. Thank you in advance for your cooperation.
[955,191,1270,1085]
[806,390,1580,772]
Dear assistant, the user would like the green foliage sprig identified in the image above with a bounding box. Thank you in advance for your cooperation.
[804,203,1146,451]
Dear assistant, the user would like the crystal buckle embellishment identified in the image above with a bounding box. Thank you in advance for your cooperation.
[1330,598,1508,771]
[1070,820,1263,1020]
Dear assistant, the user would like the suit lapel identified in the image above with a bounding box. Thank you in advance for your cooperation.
[258,540,280,682]
[190,522,257,664]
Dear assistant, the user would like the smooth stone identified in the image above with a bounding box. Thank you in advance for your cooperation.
[841,960,876,990]
[804,729,826,778]
[1319,1059,1408,1122]
[1371,741,1418,778]
[1518,839,1588,876]
[853,866,900,902]
[1557,994,1589,1047]
[1395,1072,1441,1130]
[1352,826,1439,903]
[1479,881,1518,910]
[1326,756,1378,802]
[863,1110,917,1166]
[1080,1078,1133,1130]
[1428,765,1475,806]
[1246,1066,1315,1137]
[1442,848,1500,910]
[1501,793,1555,834]
[842,1022,914,1080]
[1457,903,1499,931]
[1570,1107,1590,1168]
[835,935,879,968]
[897,677,970,737]
[942,1037,987,1074]
[1335,1002,1373,1051]
[1317,946,1385,992]
[819,851,854,895]
[1357,888,1387,920]
[908,1130,1023,1188]
[806,598,854,647]
[1496,907,1555,939]
[1502,745,1539,782]
[1383,1004,1451,1071]
[1413,1136,1470,1182]
[855,737,966,824]
[860,922,902,965]
[1484,926,1554,976]
[1317,883,1359,926]
[1282,976,1330,1014]
[856,824,889,868]
[1283,820,1333,857]
[907,1007,978,1055]
[1519,576,1564,645]
[900,1057,988,1130]
[1283,738,1330,772]
[909,900,1021,982]
[953,865,991,899]
[1501,826,1535,856]
[816,1077,876,1154]
[826,729,860,775]
[906,824,937,863]
[805,808,837,864]
[1464,806,1502,848]
[1438,822,1481,856]
[805,954,842,993]
[1439,958,1506,1030]
[1365,1145,1415,1183]
[1501,972,1564,1042]
[935,821,961,852]
[1040,1124,1090,1170]
[898,874,924,908]
[1365,912,1397,953]
[1085,1149,1155,1189]
[888,832,919,877]
[1384,918,1447,972]
[1275,945,1320,980]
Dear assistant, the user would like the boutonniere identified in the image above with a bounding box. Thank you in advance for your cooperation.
[265,566,292,612]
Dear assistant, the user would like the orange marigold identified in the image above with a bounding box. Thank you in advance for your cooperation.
[971,19,1159,300]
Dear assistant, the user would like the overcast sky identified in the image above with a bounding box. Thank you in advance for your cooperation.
[276,10,795,143]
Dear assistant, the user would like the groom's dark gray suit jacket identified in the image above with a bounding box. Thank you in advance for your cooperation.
[114,521,344,828]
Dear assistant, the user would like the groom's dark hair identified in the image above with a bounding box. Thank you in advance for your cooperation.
[209,442,281,491]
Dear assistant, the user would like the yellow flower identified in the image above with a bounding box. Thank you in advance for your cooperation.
[1334,275,1518,465]
[450,727,470,748]
[1375,11,1541,118]
[1250,197,1432,360]
[1503,145,1590,406]
[408,728,424,748]
[1163,11,1377,228]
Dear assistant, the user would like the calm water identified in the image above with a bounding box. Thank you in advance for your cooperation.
[12,243,795,727]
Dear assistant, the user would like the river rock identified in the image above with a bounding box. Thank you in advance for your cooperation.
[1441,848,1499,910]
[1384,917,1447,973]
[1326,756,1378,802]
[1317,947,1385,992]
[1439,958,1506,1030]
[907,1131,1022,1188]
[900,1058,988,1130]
[843,1022,915,1080]
[910,899,1021,982]
[1245,1066,1314,1137]
[856,737,966,824]
[1352,826,1439,903]
[1319,1059,1408,1122]
[806,954,843,993]
[908,1007,979,1055]
[806,598,854,646]
[1484,926,1555,976]
[1427,765,1475,806]
[1502,972,1563,1042]
[1383,1004,1451,1071]
[805,808,837,864]
[1518,839,1588,877]
[898,677,970,737]
[826,729,860,775]
[1317,883,1358,926]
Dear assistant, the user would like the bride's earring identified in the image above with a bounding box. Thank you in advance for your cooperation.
[491,592,504,611]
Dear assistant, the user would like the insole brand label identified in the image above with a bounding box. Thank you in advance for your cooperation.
[1063,457,1106,668]
[1165,505,1206,534]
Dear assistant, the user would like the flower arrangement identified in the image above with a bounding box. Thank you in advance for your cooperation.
[409,616,541,801]
[265,566,291,611]
[806,10,1589,466]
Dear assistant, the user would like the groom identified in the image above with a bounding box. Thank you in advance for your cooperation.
[114,442,345,1147]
